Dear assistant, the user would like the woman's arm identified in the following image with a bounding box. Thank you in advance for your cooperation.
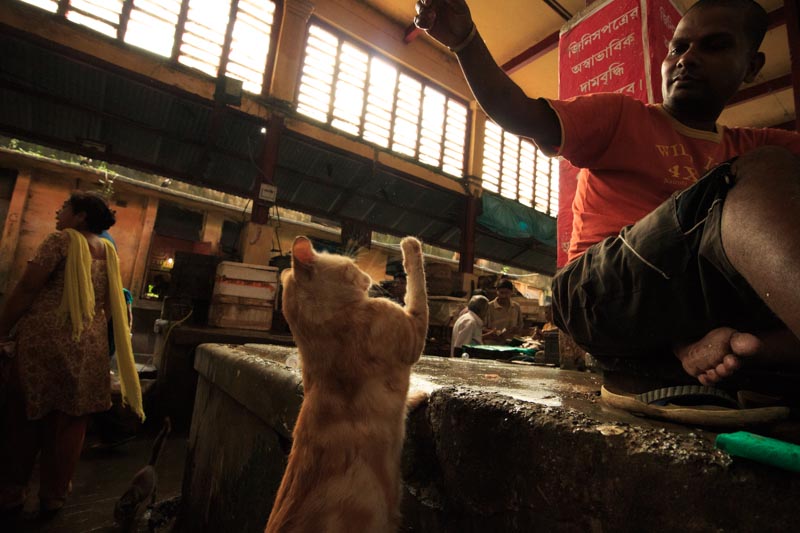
[0,262,52,338]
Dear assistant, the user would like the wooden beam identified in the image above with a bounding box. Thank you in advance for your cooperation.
[502,31,559,74]
[129,195,159,299]
[785,0,800,132]
[768,6,786,30]
[0,169,32,295]
[727,74,792,106]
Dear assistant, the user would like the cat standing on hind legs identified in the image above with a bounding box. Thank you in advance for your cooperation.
[265,236,428,533]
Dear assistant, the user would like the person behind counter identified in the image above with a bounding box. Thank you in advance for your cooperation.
[451,295,489,357]
[486,279,523,337]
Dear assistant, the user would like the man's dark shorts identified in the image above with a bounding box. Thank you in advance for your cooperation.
[551,161,783,367]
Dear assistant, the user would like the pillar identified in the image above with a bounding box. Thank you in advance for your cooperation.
[0,169,31,296]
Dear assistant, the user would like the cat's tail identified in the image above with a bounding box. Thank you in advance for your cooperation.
[149,417,172,467]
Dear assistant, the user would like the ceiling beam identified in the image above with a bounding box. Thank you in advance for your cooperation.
[501,31,560,74]
[726,74,792,106]
[542,0,572,21]
[768,6,786,30]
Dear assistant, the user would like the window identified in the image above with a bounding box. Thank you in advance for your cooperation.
[178,0,231,76]
[225,0,276,94]
[17,0,277,95]
[125,0,182,57]
[296,23,469,178]
[19,0,57,13]
[482,121,559,217]
[66,0,121,37]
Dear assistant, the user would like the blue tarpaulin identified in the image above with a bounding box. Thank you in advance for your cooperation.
[477,193,557,246]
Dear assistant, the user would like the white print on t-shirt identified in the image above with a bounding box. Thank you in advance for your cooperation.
[656,142,719,187]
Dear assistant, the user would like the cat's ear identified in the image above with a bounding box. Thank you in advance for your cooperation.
[292,236,316,268]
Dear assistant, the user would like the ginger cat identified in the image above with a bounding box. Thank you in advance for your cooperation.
[265,236,428,533]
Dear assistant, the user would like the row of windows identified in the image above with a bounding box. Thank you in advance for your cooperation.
[23,0,276,94]
[18,0,558,217]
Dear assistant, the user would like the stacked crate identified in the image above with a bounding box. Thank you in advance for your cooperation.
[208,262,278,331]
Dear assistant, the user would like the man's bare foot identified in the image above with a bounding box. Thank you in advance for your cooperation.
[675,327,800,386]
[675,327,741,386]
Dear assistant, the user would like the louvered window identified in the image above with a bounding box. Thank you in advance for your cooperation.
[17,0,277,96]
[125,0,181,57]
[297,23,468,178]
[178,0,231,76]
[19,0,58,13]
[482,121,559,216]
[225,0,276,94]
[66,0,121,37]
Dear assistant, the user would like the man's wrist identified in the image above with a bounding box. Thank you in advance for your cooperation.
[449,24,477,54]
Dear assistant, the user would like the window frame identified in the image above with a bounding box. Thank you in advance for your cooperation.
[294,18,471,179]
[22,0,282,97]
[481,119,559,217]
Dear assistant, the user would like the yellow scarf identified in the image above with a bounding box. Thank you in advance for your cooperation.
[59,229,145,421]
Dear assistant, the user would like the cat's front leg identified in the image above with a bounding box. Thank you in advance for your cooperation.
[400,237,428,361]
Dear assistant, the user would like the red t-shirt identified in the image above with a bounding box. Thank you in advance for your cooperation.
[546,93,800,261]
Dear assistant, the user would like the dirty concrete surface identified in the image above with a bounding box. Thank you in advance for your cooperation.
[10,426,186,533]
[180,343,800,533]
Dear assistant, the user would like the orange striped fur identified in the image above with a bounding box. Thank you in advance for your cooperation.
[265,236,428,533]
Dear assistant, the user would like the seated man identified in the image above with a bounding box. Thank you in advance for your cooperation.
[451,295,489,357]
[416,0,800,393]
[485,279,523,339]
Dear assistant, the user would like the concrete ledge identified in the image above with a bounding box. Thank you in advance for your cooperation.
[179,344,800,533]
[193,343,302,439]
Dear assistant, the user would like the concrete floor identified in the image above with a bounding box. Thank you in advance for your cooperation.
[13,425,187,533]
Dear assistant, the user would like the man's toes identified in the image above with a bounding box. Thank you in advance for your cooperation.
[722,354,740,372]
[730,332,762,357]
[714,362,733,379]
[702,369,721,385]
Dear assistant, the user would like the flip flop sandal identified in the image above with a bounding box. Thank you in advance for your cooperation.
[601,384,791,428]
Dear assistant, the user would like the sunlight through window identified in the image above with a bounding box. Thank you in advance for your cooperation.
[65,0,121,38]
[297,24,468,177]
[125,0,181,57]
[178,0,231,76]
[482,120,559,216]
[225,0,275,94]
[20,1,277,95]
[18,0,58,13]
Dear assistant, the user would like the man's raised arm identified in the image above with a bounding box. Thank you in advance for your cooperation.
[414,0,562,149]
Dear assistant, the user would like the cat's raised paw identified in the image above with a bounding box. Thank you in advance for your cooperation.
[400,237,422,256]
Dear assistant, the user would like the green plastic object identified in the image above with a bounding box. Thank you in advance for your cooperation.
[715,431,800,473]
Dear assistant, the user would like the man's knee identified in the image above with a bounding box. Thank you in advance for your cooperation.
[730,145,800,188]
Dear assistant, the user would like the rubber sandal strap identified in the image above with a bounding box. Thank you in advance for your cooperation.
[635,385,739,408]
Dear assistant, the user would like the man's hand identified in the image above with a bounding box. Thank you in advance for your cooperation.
[414,0,474,49]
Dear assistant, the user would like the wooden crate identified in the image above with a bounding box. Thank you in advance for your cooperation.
[208,294,273,331]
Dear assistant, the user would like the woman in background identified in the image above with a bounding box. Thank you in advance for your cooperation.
[0,191,142,521]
